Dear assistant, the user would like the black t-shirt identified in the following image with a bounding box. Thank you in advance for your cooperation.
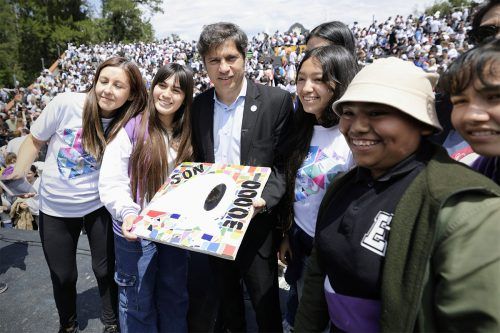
[316,148,429,299]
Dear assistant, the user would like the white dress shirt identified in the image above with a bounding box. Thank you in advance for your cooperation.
[212,79,247,165]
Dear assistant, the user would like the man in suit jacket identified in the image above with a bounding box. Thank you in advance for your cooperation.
[189,22,293,332]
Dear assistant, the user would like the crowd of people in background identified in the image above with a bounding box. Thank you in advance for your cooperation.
[0,4,480,209]
[0,5,480,126]
[1,0,499,331]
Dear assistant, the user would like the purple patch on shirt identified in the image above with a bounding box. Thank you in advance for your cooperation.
[324,277,381,333]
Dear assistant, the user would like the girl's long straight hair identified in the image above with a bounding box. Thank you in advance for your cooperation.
[82,56,147,161]
[129,63,194,206]
[281,46,359,231]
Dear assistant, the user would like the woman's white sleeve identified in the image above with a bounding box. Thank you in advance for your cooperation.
[99,129,140,221]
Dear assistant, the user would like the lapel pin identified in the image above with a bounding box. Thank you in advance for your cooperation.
[250,105,258,112]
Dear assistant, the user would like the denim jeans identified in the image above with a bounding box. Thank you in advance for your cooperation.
[114,234,189,333]
[284,223,314,286]
[283,224,314,327]
[285,282,298,326]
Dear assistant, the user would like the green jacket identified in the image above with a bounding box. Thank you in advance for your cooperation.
[295,145,500,332]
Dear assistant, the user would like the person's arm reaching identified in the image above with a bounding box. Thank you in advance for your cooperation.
[9,134,45,179]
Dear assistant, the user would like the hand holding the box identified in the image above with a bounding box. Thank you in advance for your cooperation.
[252,197,267,218]
[122,214,138,242]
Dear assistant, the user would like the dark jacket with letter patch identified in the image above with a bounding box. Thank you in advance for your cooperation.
[295,143,500,332]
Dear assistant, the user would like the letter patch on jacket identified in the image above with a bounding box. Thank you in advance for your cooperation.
[361,211,393,256]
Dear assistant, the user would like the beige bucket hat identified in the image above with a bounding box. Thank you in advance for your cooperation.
[332,57,442,131]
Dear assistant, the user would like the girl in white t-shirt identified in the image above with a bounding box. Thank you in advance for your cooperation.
[279,46,359,324]
[99,63,193,333]
[10,57,147,333]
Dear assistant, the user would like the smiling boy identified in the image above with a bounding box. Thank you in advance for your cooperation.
[440,39,500,184]
[294,57,500,332]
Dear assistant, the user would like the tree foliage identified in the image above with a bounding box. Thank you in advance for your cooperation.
[0,0,21,86]
[424,0,473,17]
[103,0,155,43]
[134,0,164,15]
[0,0,162,88]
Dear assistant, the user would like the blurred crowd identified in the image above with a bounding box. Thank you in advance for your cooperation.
[0,5,481,232]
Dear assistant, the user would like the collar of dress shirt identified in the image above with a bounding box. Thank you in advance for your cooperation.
[213,78,248,110]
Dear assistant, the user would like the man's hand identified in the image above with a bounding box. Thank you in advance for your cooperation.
[122,214,138,241]
[252,197,267,218]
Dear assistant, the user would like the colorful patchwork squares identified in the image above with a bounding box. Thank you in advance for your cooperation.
[295,146,348,201]
[57,128,97,179]
[131,163,271,260]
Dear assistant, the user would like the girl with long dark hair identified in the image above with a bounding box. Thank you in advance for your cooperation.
[279,45,358,306]
[99,63,194,333]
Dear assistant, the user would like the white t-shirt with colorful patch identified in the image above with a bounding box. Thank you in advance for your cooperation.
[294,125,354,237]
[31,92,104,217]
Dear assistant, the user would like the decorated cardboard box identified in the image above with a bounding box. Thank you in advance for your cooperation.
[131,162,271,260]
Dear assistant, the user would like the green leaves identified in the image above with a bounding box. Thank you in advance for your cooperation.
[103,0,154,43]
[0,0,161,88]
[424,0,472,17]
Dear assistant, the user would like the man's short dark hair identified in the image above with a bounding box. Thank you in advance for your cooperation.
[197,22,248,62]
